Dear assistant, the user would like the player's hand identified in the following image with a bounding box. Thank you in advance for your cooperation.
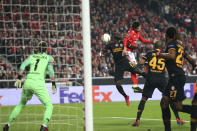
[14,79,22,89]
[52,81,57,94]
[122,48,127,56]
[14,75,22,89]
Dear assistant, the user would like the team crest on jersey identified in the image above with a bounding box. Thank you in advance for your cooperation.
[115,44,118,47]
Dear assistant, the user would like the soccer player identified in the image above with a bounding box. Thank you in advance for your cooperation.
[3,41,56,131]
[102,33,146,106]
[158,27,197,131]
[131,41,184,127]
[123,21,155,93]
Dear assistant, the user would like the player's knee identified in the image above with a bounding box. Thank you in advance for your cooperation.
[160,96,169,108]
[174,101,182,111]
[142,95,148,101]
[116,81,121,87]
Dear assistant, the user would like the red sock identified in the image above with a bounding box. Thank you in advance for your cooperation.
[131,73,138,85]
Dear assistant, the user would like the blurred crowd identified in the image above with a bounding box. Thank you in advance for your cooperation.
[0,0,197,83]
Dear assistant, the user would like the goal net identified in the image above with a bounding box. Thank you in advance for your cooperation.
[0,0,87,131]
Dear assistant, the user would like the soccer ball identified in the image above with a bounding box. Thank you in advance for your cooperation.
[102,33,111,42]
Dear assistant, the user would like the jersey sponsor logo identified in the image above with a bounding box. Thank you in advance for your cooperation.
[112,48,122,53]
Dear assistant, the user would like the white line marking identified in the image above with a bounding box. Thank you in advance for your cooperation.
[96,116,190,123]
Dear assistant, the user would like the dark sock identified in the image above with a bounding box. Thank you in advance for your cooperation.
[170,103,180,119]
[191,105,197,131]
[181,105,192,114]
[191,122,197,131]
[162,107,171,131]
[116,85,127,98]
[136,100,146,121]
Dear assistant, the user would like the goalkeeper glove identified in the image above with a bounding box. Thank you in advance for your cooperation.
[14,75,22,89]
[52,81,57,94]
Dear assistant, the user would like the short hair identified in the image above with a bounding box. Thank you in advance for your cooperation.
[38,41,48,53]
[166,27,177,39]
[112,32,122,40]
[154,40,163,49]
[132,21,140,29]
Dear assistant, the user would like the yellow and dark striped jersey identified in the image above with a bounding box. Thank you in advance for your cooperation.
[105,40,128,64]
[165,40,185,75]
[143,49,165,76]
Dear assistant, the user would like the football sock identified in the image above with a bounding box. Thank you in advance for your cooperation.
[116,85,127,98]
[131,73,138,85]
[170,103,180,119]
[162,107,171,131]
[136,100,146,121]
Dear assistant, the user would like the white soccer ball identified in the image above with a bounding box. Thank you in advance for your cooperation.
[102,33,111,42]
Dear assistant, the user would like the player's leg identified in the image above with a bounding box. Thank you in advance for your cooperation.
[160,96,171,131]
[116,80,129,106]
[35,87,53,129]
[3,88,33,131]
[127,51,142,93]
[132,95,148,127]
[114,64,130,106]
[170,75,186,125]
[132,80,154,126]
[191,93,197,131]
[170,102,185,125]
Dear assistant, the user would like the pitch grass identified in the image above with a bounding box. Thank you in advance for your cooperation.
[0,99,192,131]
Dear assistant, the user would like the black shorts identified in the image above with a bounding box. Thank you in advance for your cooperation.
[163,74,186,102]
[143,76,167,98]
[114,60,134,82]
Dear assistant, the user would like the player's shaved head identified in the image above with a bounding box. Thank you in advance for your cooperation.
[154,40,164,49]
[38,41,48,53]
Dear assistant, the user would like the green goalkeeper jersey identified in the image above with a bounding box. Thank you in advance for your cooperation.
[20,53,54,81]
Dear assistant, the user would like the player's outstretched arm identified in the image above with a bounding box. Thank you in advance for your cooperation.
[48,58,56,94]
[158,48,176,60]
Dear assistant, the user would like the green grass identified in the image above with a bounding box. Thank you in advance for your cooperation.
[0,100,192,131]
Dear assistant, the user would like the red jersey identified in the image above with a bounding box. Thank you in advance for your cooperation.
[123,28,153,52]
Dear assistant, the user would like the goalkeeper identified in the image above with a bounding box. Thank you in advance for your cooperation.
[3,41,56,131]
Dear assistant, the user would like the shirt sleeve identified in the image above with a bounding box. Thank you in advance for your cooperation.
[123,29,132,47]
[47,56,55,78]
[139,33,153,43]
[142,54,148,61]
[20,57,31,70]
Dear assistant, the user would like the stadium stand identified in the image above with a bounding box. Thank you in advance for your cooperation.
[0,0,196,84]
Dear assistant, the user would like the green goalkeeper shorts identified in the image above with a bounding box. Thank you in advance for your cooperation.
[21,79,52,106]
